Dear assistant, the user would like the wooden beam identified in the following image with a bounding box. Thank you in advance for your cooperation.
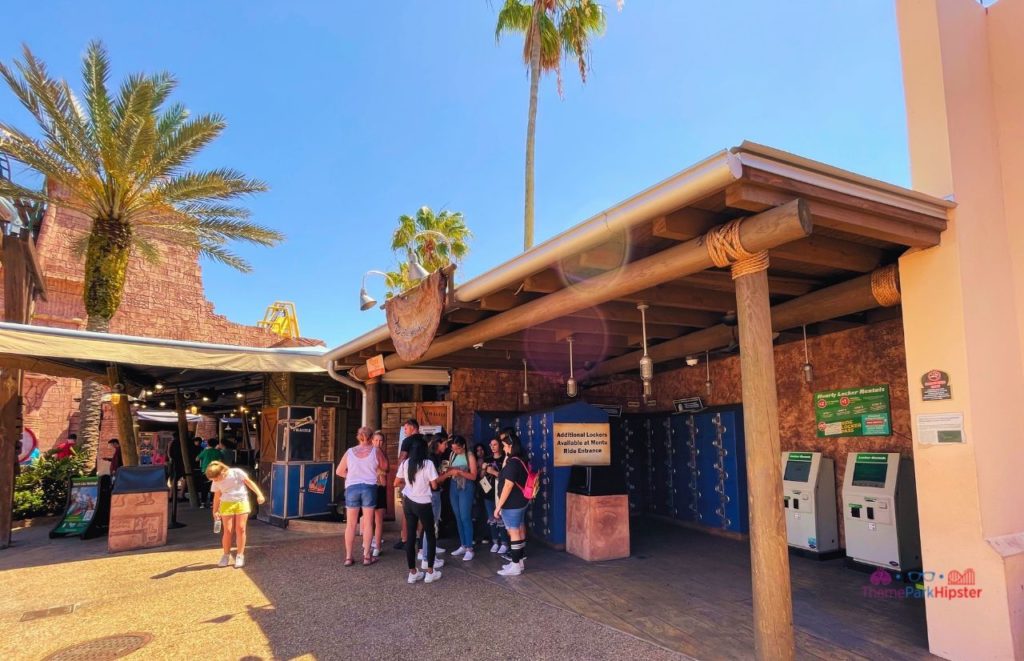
[771,235,882,273]
[0,354,106,382]
[680,271,820,297]
[579,302,719,328]
[447,308,487,324]
[734,267,795,660]
[349,200,813,380]
[364,378,380,429]
[586,267,896,379]
[725,182,940,247]
[535,317,680,339]
[479,289,533,311]
[522,270,563,294]
[626,283,737,312]
[651,208,722,240]
[577,243,629,270]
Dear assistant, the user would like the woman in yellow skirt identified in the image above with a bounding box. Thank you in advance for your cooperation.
[207,460,265,568]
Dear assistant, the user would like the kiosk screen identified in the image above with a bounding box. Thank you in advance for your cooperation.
[783,459,811,483]
[852,462,888,488]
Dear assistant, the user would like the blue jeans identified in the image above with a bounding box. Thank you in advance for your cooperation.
[449,480,475,548]
[484,498,509,545]
[421,490,442,551]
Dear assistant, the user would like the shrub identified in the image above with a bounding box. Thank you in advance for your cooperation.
[13,450,91,519]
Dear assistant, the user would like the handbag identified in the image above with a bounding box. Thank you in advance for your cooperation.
[480,475,492,494]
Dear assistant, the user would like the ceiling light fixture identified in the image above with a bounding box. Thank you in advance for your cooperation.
[566,335,578,398]
[638,302,654,401]
[705,350,713,398]
[801,325,814,383]
[522,358,530,407]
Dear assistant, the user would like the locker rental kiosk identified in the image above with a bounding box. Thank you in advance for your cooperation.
[841,452,921,571]
[781,451,839,555]
[270,406,334,520]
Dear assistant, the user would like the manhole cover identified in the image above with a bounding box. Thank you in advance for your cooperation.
[44,633,153,661]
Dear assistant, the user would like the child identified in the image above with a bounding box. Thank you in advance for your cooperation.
[206,460,265,568]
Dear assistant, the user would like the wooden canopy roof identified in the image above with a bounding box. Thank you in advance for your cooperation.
[328,143,952,382]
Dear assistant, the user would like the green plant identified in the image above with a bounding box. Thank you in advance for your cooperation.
[385,206,471,295]
[13,450,91,519]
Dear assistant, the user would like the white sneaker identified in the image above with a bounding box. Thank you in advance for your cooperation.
[218,553,231,568]
[407,571,425,584]
[424,569,443,583]
[421,558,445,570]
[497,562,523,576]
[417,551,424,561]
[490,543,499,553]
[435,545,446,555]
[371,539,378,549]
[463,550,475,561]
[451,546,467,556]
[372,548,380,558]
[497,544,508,554]
[234,554,245,569]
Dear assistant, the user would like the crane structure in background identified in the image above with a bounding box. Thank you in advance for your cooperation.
[258,301,301,340]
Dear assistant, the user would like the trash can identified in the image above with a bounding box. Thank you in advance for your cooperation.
[108,465,168,553]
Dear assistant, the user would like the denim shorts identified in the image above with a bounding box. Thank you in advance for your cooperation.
[344,482,377,508]
[501,506,527,529]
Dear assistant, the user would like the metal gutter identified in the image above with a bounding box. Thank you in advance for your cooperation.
[732,142,955,216]
[327,361,367,426]
[321,149,743,365]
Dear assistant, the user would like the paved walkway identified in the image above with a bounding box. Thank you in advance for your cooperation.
[0,507,690,661]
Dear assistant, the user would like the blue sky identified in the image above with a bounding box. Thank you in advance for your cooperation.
[1,1,909,348]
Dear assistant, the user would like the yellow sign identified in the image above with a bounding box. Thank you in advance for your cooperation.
[553,423,611,467]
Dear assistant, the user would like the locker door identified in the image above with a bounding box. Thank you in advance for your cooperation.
[694,411,721,525]
[646,415,673,517]
[669,414,696,522]
[716,408,749,533]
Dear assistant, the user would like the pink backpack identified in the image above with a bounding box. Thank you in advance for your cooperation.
[513,458,542,500]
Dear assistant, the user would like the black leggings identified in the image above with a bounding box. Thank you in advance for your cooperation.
[404,496,436,570]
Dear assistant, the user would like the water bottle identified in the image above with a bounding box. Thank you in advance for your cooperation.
[213,519,222,534]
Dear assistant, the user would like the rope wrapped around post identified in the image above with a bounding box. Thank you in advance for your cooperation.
[870,264,901,307]
[705,218,770,279]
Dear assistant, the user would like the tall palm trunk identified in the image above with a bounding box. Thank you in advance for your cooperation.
[76,217,131,468]
[523,0,543,251]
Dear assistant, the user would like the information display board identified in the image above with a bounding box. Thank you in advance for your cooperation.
[52,476,100,536]
[814,385,892,437]
[553,422,611,467]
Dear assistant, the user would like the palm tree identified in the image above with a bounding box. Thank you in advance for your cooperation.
[386,206,471,295]
[0,42,283,464]
[495,0,610,251]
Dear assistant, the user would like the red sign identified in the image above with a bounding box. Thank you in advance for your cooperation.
[366,354,386,379]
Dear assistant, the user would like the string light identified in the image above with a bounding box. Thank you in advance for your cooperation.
[802,325,814,383]
[566,336,578,398]
[705,350,713,398]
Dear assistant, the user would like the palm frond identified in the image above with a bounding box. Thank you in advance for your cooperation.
[495,0,533,41]
[197,241,251,273]
[147,168,267,206]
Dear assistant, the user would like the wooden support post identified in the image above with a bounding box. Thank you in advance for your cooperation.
[365,379,381,430]
[1,233,31,549]
[0,368,19,549]
[175,389,199,507]
[105,365,138,466]
[735,268,795,660]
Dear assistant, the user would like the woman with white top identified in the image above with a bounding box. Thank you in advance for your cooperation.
[336,426,385,566]
[395,434,442,584]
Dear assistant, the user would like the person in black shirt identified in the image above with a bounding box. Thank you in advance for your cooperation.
[394,419,419,550]
[494,431,530,576]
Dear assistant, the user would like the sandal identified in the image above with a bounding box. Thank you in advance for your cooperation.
[362,557,379,566]
[344,558,355,567]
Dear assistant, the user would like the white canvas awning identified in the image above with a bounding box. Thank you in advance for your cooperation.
[137,410,202,423]
[0,322,326,373]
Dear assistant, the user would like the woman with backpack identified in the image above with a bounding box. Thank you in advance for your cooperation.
[395,435,442,584]
[494,431,531,576]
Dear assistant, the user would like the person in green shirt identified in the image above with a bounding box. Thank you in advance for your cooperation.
[196,439,224,508]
